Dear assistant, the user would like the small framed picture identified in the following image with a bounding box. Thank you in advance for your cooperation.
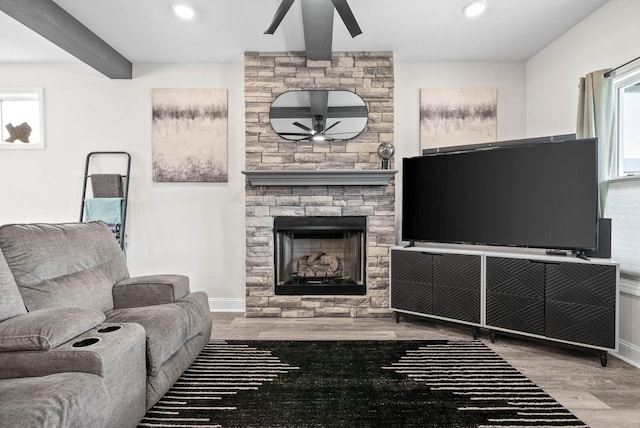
[0,87,45,150]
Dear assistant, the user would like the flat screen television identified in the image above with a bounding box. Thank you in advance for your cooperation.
[402,137,598,252]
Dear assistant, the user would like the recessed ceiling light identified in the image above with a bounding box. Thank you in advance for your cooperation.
[173,4,195,20]
[462,0,487,18]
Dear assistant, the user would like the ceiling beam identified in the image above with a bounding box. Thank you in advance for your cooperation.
[270,105,368,119]
[309,90,329,130]
[308,90,329,115]
[0,0,132,79]
[301,0,334,61]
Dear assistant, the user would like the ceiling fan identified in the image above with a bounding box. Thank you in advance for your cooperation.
[265,0,361,37]
[264,0,362,60]
[278,114,342,141]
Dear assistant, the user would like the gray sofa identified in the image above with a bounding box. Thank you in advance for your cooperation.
[0,221,212,427]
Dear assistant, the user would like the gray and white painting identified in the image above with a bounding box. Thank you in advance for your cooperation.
[420,88,497,150]
[152,88,228,182]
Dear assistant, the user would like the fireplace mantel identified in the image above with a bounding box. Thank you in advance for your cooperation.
[242,169,397,186]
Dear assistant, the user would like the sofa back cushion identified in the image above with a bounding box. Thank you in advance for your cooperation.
[0,222,129,312]
[0,251,26,322]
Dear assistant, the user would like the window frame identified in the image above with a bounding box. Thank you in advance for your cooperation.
[606,64,640,284]
[0,87,45,150]
[613,66,640,179]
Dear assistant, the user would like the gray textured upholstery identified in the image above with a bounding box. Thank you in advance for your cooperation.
[0,222,129,312]
[113,274,190,309]
[0,221,212,423]
[146,328,211,407]
[107,304,191,376]
[0,320,147,428]
[0,307,105,351]
[106,291,211,376]
[142,292,212,406]
[0,373,111,428]
[0,252,25,322]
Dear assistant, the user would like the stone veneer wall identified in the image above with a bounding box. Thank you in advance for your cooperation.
[244,51,394,318]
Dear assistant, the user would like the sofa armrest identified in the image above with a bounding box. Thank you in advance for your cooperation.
[112,274,190,309]
[0,322,146,395]
[0,307,105,352]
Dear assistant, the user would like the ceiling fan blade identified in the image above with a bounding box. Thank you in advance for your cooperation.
[293,121,313,132]
[330,0,362,38]
[264,0,296,35]
[278,132,312,136]
[322,120,341,134]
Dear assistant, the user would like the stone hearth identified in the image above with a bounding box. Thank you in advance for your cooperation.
[244,51,394,318]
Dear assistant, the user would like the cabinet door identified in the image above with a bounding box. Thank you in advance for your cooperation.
[390,250,432,315]
[545,262,616,348]
[486,257,545,335]
[432,253,481,323]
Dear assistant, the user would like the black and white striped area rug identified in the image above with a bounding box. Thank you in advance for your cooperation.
[139,340,587,428]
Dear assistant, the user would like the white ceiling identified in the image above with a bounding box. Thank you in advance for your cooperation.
[0,0,610,65]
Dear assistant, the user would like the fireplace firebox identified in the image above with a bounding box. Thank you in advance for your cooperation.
[274,216,366,295]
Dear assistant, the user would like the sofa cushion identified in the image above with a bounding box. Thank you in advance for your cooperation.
[0,251,26,322]
[0,222,129,312]
[0,372,111,428]
[0,307,105,352]
[105,299,205,376]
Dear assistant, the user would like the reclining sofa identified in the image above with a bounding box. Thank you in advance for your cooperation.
[0,221,212,427]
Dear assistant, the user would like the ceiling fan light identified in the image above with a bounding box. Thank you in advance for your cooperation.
[173,4,195,20]
[312,135,326,141]
[462,0,487,18]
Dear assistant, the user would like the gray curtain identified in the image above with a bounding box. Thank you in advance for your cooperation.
[577,69,616,217]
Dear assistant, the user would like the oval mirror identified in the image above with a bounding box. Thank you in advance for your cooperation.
[270,90,367,141]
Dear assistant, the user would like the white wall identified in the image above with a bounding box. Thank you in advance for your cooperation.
[0,63,246,311]
[526,0,640,137]
[526,0,640,366]
[394,61,527,241]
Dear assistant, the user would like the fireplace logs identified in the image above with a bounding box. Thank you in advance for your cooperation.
[297,253,340,278]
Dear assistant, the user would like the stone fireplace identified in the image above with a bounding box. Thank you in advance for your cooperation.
[244,51,394,318]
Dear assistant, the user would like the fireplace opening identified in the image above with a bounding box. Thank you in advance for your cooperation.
[274,216,366,295]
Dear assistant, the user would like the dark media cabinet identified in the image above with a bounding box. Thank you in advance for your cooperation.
[390,245,619,366]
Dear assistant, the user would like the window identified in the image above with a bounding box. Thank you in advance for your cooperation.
[0,88,44,149]
[615,69,640,176]
[605,66,640,281]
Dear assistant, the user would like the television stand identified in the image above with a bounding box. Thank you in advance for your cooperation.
[390,245,619,366]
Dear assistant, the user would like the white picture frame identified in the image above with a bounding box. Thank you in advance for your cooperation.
[0,87,45,150]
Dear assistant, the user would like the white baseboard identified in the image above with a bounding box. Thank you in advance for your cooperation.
[613,339,640,368]
[208,298,245,313]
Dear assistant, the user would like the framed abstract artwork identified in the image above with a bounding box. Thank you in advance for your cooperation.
[420,88,497,151]
[152,88,228,182]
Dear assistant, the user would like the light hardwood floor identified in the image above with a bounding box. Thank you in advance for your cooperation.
[211,312,640,428]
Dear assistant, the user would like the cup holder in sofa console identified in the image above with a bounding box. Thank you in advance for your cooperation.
[97,325,122,333]
[72,337,102,347]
